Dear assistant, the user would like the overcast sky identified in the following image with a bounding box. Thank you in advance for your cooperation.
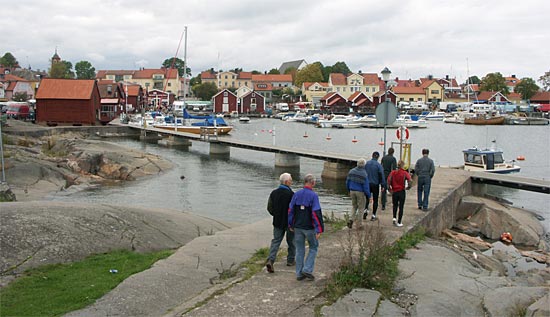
[3,0,549,84]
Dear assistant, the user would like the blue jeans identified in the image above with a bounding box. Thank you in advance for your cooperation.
[417,176,431,209]
[268,227,295,263]
[294,228,319,277]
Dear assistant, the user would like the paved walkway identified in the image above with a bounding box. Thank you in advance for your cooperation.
[67,168,472,316]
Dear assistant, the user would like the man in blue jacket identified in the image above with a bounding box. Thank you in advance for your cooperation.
[365,151,386,221]
[288,174,324,281]
[346,158,372,229]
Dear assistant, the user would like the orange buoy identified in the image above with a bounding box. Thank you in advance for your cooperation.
[303,132,308,138]
[378,140,384,145]
[352,136,358,143]
[516,155,525,161]
[326,133,332,140]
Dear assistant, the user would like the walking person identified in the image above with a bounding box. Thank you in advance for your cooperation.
[414,148,435,211]
[364,151,386,221]
[346,159,372,229]
[387,160,412,227]
[381,147,397,210]
[265,173,295,273]
[288,174,324,281]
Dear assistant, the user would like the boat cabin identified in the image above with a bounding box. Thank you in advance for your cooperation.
[462,147,520,173]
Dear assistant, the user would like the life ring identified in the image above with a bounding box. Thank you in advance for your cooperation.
[396,127,410,140]
[516,155,525,161]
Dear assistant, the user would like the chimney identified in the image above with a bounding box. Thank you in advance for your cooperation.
[446,75,449,80]
[512,74,516,78]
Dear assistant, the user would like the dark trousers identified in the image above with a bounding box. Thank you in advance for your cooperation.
[381,172,390,207]
[392,190,406,224]
[366,183,380,215]
[268,227,295,263]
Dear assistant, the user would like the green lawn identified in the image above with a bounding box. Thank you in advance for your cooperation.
[0,249,173,317]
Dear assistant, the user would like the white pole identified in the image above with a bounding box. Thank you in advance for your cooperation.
[0,121,5,183]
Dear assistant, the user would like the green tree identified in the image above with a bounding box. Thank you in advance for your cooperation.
[162,57,190,77]
[538,70,550,91]
[312,61,330,82]
[331,61,351,75]
[514,78,540,100]
[192,82,218,101]
[465,75,481,85]
[295,63,324,88]
[251,70,262,75]
[268,68,280,74]
[62,61,75,78]
[49,62,67,78]
[12,91,28,101]
[480,72,508,95]
[75,60,96,79]
[189,73,202,86]
[0,52,18,67]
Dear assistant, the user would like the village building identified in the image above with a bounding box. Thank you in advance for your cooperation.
[212,89,237,113]
[35,78,101,126]
[239,90,265,114]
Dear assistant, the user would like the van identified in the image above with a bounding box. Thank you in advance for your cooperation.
[275,103,289,111]
[6,102,30,120]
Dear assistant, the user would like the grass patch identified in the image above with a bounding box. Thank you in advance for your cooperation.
[325,226,425,303]
[323,211,348,232]
[240,247,269,280]
[0,249,173,317]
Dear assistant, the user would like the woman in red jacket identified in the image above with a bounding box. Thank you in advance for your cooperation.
[387,160,412,227]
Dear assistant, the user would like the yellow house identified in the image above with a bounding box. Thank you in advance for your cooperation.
[302,82,329,105]
[96,68,180,95]
[393,86,426,103]
[328,73,381,99]
[420,80,444,104]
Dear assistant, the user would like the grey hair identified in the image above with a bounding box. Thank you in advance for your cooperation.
[357,158,367,167]
[304,174,315,185]
[279,172,292,184]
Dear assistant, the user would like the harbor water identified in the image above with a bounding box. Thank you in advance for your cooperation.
[49,119,550,231]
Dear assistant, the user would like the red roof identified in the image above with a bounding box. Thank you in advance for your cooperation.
[303,82,328,90]
[329,73,346,85]
[238,72,253,79]
[419,79,436,89]
[254,82,273,91]
[126,85,141,96]
[4,74,27,82]
[133,68,178,79]
[36,78,96,99]
[361,73,380,85]
[251,74,292,82]
[532,91,550,102]
[393,86,424,94]
[201,71,216,79]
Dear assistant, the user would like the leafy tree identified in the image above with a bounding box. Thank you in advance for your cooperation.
[231,68,242,74]
[189,73,202,86]
[251,70,262,75]
[539,70,550,91]
[49,62,67,78]
[312,61,330,82]
[514,78,540,100]
[75,60,96,79]
[192,82,218,101]
[268,68,280,74]
[295,63,324,88]
[12,92,28,101]
[272,88,282,99]
[480,72,508,95]
[465,76,480,85]
[331,61,351,75]
[162,57,190,77]
[283,67,297,84]
[0,52,18,67]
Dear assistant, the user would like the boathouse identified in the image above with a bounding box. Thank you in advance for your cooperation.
[348,91,374,114]
[35,78,101,126]
[213,89,237,114]
[320,92,348,113]
[239,91,265,114]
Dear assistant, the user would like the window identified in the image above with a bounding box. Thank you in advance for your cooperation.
[168,83,171,87]
[223,97,228,103]
[225,75,228,79]
[224,91,228,96]
[431,90,439,94]
[365,87,370,92]
[251,98,256,104]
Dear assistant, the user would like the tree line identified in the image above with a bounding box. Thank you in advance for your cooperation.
[1,52,549,101]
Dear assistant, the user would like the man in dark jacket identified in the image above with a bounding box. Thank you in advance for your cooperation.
[288,174,323,281]
[266,173,295,273]
[365,152,386,221]
[414,148,435,211]
[381,147,397,210]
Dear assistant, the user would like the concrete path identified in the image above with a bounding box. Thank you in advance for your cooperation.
[66,168,472,316]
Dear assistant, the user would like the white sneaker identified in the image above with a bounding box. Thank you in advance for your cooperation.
[396,222,403,227]
[392,218,397,224]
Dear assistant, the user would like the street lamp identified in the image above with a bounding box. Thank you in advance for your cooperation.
[381,67,392,155]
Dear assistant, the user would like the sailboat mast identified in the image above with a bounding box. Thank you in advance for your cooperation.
[183,26,188,103]
[466,58,470,103]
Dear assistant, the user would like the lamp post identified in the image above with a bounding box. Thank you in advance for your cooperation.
[381,67,392,155]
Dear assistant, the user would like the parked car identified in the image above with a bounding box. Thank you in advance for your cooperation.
[6,102,31,120]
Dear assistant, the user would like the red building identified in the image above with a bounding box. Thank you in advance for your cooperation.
[239,91,265,114]
[97,80,124,123]
[348,91,374,113]
[35,78,101,126]
[213,89,237,113]
[320,92,349,113]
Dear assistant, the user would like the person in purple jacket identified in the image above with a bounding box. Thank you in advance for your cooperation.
[288,174,324,281]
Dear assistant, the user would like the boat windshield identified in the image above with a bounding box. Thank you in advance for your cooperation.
[464,153,483,165]
[494,153,504,164]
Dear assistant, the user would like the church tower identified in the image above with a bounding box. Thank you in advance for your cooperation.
[51,47,61,66]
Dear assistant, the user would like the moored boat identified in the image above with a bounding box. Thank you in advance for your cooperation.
[464,114,505,125]
[463,142,520,173]
[153,109,233,135]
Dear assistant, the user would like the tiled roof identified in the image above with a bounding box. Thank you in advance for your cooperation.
[126,85,141,96]
[96,70,135,78]
[419,79,436,89]
[133,68,178,79]
[348,91,362,101]
[4,74,27,82]
[7,82,16,90]
[476,91,510,101]
[303,82,328,90]
[201,71,216,79]
[36,78,96,99]
[329,73,346,86]
[254,82,273,91]
[361,73,380,85]
[251,74,293,82]
[531,91,550,102]
[393,86,424,94]
[395,79,417,87]
[238,72,253,79]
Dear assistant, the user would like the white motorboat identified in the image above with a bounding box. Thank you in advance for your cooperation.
[422,111,447,120]
[394,114,428,128]
[284,111,309,123]
[443,112,475,124]
[239,116,251,123]
[316,114,360,128]
[463,141,520,173]
[128,111,166,127]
